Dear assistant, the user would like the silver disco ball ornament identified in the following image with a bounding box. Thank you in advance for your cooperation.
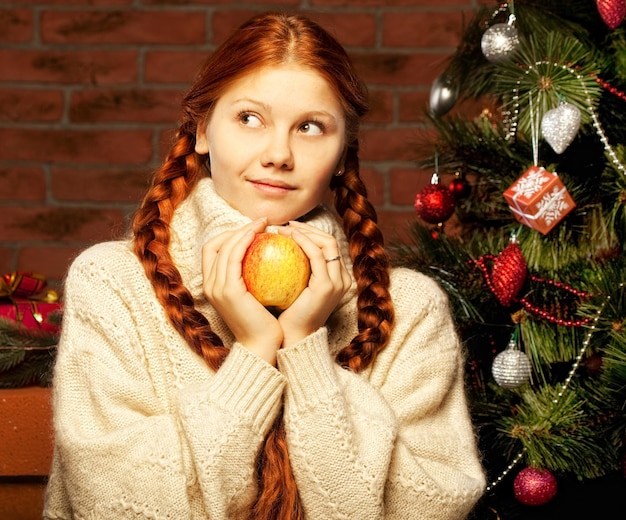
[492,349,532,389]
[481,18,520,63]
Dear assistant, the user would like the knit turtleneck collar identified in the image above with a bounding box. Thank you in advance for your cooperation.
[168,177,354,302]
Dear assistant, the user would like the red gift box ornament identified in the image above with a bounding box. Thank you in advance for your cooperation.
[503,166,576,234]
[0,272,62,333]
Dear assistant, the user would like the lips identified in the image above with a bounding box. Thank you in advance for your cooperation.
[249,178,296,191]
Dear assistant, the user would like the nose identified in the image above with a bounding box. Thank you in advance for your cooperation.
[260,129,294,170]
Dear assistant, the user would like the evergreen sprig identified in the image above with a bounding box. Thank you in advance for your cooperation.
[0,317,59,388]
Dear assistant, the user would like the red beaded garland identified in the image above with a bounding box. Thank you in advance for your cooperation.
[473,243,594,327]
[594,75,626,102]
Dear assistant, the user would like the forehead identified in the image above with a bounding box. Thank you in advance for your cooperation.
[219,64,343,111]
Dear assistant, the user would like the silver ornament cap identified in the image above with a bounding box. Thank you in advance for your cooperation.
[492,348,532,389]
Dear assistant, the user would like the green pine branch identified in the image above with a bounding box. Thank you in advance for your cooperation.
[0,317,59,388]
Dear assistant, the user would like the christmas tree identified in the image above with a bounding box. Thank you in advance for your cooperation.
[390,0,626,517]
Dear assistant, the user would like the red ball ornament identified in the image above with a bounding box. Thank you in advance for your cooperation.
[449,175,471,199]
[597,0,626,29]
[513,467,558,506]
[414,173,456,224]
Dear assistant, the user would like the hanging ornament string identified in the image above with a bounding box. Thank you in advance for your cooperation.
[506,61,626,176]
[528,93,540,166]
[485,287,615,493]
[486,1,514,25]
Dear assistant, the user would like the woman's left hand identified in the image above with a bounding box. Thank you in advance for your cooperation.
[275,221,352,347]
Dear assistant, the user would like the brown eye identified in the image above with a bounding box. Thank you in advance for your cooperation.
[300,121,323,135]
[239,112,262,128]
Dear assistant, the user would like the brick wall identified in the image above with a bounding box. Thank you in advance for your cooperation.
[0,0,486,288]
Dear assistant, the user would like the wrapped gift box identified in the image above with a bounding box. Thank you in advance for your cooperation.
[504,166,576,235]
[0,300,62,334]
[0,272,62,334]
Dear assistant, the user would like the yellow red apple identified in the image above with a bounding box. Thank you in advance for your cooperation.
[242,233,311,312]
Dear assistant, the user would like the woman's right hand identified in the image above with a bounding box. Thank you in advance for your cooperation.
[202,218,283,365]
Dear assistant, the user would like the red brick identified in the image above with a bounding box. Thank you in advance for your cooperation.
[0,88,64,122]
[307,12,377,47]
[0,50,137,84]
[211,9,375,48]
[383,11,465,48]
[398,90,430,123]
[0,206,126,242]
[366,89,393,124]
[389,166,432,206]
[144,50,209,84]
[0,167,46,201]
[18,246,84,282]
[52,166,151,202]
[69,88,183,123]
[0,247,13,274]
[158,128,178,162]
[313,0,471,5]
[143,0,298,5]
[360,166,385,206]
[352,52,452,87]
[0,128,153,165]
[375,209,418,245]
[41,10,206,45]
[0,8,33,43]
[360,127,425,162]
[211,9,268,43]
[1,0,131,4]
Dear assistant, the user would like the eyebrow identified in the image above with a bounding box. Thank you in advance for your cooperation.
[232,98,339,122]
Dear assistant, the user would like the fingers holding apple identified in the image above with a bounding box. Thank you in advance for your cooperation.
[202,218,267,299]
[279,221,351,289]
[273,222,353,346]
[202,219,284,364]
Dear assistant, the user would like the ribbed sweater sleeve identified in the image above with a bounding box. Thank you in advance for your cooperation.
[277,268,485,520]
[44,243,285,520]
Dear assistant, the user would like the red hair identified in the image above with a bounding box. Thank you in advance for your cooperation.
[132,12,394,519]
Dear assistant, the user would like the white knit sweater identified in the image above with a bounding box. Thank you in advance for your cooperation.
[44,177,485,519]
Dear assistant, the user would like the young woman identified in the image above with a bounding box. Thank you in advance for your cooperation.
[44,12,485,520]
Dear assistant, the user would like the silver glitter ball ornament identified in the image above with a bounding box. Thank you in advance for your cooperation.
[481,22,519,63]
[492,349,532,389]
[541,102,581,154]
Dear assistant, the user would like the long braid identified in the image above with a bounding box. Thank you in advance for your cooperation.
[132,131,228,370]
[132,130,302,518]
[332,149,395,372]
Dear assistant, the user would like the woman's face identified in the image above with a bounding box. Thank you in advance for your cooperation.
[195,64,346,225]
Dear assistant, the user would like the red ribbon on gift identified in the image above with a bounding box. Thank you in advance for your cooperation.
[1,272,60,330]
[1,272,58,302]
